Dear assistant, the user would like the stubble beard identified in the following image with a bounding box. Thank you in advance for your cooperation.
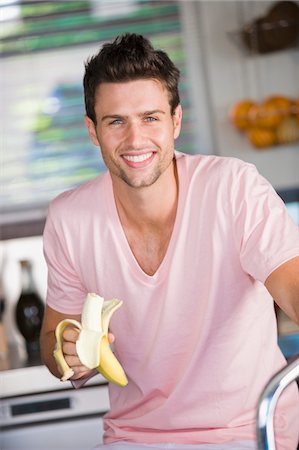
[117,166,162,188]
[102,152,171,189]
[101,147,175,189]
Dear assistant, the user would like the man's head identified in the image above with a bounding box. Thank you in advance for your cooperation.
[83,33,180,124]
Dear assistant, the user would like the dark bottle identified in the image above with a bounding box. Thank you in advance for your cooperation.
[15,260,44,363]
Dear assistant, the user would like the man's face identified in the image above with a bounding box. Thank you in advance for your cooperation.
[84,79,182,189]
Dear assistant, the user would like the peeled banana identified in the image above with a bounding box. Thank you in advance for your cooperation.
[53,293,128,386]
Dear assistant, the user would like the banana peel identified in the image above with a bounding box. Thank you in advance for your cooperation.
[53,293,128,386]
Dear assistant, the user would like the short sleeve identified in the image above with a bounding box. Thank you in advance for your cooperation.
[43,200,86,314]
[231,164,299,283]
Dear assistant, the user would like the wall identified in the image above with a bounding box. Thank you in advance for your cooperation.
[181,0,299,190]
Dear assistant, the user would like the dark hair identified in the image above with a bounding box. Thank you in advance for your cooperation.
[83,33,180,123]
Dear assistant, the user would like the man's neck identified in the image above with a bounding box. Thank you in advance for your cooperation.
[110,160,179,275]
[112,160,178,232]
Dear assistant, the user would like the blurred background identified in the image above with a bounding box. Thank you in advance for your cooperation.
[0,1,298,448]
[1,0,298,240]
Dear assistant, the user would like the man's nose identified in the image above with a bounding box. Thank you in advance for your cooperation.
[125,122,143,147]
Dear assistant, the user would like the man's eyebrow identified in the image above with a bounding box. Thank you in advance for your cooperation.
[142,110,166,116]
[101,114,124,122]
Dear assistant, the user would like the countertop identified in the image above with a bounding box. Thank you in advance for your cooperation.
[1,364,107,398]
[0,344,106,398]
[2,364,69,397]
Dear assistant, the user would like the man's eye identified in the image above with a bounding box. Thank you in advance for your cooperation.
[144,116,157,122]
[109,119,123,125]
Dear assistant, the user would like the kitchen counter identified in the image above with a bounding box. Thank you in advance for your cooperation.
[2,363,107,398]
[2,364,70,397]
[1,343,107,398]
[0,346,107,397]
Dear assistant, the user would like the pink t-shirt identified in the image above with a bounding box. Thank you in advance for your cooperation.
[43,152,299,449]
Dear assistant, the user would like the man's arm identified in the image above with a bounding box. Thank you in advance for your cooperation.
[40,304,94,380]
[265,255,299,326]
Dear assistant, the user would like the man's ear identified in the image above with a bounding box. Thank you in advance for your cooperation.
[84,116,100,147]
[173,104,182,140]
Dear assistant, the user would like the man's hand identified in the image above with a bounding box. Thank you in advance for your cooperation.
[40,304,116,381]
[40,305,86,380]
[59,326,115,380]
[60,325,92,380]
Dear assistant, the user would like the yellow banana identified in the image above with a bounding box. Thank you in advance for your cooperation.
[53,293,128,386]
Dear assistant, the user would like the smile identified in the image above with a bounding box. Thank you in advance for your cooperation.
[123,152,153,163]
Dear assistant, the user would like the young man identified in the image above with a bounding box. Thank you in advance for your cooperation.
[41,34,299,449]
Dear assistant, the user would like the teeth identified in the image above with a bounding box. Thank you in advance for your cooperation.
[123,152,152,163]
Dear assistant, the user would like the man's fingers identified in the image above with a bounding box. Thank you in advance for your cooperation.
[55,324,94,381]
[64,355,92,380]
[108,332,115,344]
[65,354,83,368]
[62,326,80,343]
[62,341,78,356]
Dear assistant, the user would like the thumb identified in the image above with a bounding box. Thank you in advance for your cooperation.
[108,332,115,344]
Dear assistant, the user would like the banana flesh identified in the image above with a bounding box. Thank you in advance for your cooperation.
[53,293,128,386]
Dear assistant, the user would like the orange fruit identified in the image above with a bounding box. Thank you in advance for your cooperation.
[247,127,277,149]
[294,98,299,121]
[264,95,292,116]
[249,98,286,129]
[229,100,256,131]
[276,116,299,144]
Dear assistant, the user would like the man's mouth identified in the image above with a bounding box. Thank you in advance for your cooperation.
[122,152,153,163]
[122,151,155,167]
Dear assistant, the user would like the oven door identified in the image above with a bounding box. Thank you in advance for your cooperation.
[1,415,104,450]
[1,383,109,450]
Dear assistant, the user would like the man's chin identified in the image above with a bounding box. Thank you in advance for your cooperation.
[120,172,161,189]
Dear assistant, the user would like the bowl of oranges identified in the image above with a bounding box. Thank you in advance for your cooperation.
[229,95,299,149]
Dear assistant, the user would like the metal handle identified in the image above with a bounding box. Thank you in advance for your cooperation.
[256,356,299,450]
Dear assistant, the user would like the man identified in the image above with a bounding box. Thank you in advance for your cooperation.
[41,34,299,449]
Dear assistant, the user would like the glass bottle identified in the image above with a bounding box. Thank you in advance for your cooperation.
[15,260,44,363]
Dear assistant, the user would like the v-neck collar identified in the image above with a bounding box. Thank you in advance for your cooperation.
[105,152,188,285]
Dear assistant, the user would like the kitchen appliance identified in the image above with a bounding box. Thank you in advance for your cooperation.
[0,365,110,450]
